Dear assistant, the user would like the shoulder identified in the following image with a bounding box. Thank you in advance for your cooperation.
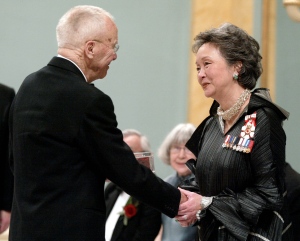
[247,106,286,152]
[252,107,286,140]
[0,83,14,93]
[247,94,287,137]
[249,89,289,122]
[0,84,15,100]
[0,84,15,115]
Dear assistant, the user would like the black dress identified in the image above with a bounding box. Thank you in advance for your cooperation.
[186,89,293,241]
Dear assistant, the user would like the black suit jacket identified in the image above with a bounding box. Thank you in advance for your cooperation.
[0,83,15,211]
[285,163,300,240]
[105,182,161,241]
[9,57,180,241]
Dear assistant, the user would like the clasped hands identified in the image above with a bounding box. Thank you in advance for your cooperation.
[177,188,202,227]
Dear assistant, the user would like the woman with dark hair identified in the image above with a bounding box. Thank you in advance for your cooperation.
[176,23,293,241]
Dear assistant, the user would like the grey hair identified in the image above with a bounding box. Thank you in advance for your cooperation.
[192,23,262,90]
[122,129,151,152]
[56,5,115,48]
[158,123,196,165]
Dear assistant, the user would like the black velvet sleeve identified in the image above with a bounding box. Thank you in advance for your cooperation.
[79,93,181,218]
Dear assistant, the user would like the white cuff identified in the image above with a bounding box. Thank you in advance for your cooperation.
[200,196,213,210]
[196,196,213,221]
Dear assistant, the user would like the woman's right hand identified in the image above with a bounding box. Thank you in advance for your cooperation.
[175,188,201,227]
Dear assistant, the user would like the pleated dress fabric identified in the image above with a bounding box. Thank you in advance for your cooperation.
[187,90,293,241]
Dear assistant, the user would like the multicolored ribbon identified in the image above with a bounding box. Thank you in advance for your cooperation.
[222,112,256,153]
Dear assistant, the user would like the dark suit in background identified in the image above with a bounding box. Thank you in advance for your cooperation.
[105,129,161,241]
[0,83,15,233]
[285,162,300,241]
[105,183,161,241]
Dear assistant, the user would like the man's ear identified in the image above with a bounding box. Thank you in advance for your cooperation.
[85,41,95,58]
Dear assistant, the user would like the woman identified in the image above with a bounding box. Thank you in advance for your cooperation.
[177,23,293,241]
[156,123,197,241]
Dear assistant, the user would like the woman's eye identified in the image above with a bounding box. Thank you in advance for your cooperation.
[196,67,200,72]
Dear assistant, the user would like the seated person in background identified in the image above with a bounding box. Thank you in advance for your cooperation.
[105,129,161,241]
[155,123,198,241]
[285,162,300,241]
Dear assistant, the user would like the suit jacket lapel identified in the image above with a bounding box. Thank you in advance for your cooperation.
[111,216,125,241]
[105,184,123,218]
[105,184,125,241]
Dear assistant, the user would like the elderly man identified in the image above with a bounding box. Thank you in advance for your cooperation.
[9,5,186,241]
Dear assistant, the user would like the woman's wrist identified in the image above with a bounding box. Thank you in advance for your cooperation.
[196,196,213,221]
[200,196,213,210]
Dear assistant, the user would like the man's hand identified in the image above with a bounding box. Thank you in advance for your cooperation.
[179,189,188,204]
[0,210,11,234]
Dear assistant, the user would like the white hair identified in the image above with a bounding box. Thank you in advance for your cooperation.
[56,5,115,48]
[122,129,151,153]
[158,123,196,165]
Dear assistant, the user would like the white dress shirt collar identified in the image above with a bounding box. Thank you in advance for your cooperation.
[57,54,87,82]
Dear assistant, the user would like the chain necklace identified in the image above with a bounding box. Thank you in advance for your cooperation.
[217,89,251,121]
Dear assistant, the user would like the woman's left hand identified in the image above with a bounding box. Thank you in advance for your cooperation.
[175,188,201,227]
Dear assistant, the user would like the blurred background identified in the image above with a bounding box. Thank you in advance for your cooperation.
[1,0,299,180]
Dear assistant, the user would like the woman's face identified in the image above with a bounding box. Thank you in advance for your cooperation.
[169,143,196,177]
[195,43,236,101]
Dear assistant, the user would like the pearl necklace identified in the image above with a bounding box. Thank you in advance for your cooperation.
[217,89,251,121]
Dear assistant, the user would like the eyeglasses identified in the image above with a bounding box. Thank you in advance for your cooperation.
[170,145,193,155]
[93,39,119,53]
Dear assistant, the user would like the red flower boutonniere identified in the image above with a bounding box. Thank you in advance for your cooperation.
[119,196,139,225]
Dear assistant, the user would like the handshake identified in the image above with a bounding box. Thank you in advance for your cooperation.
[176,188,201,227]
[176,188,213,227]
